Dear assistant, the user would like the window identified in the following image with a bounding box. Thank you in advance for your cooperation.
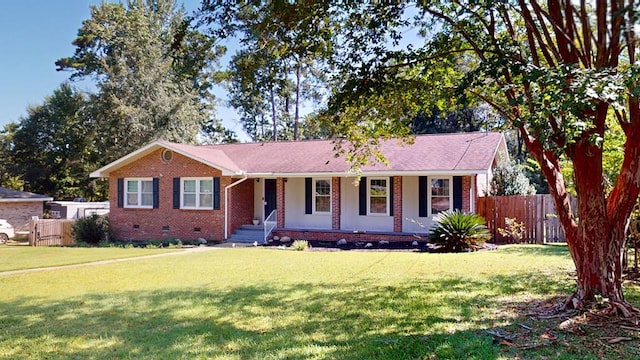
[125,178,154,208]
[430,177,452,215]
[314,179,331,213]
[369,178,388,215]
[181,178,213,209]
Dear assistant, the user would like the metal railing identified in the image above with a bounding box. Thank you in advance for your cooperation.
[264,209,277,243]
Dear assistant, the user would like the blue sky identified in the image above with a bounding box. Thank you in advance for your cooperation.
[0,0,247,137]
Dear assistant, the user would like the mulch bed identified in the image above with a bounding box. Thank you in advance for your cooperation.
[263,239,499,252]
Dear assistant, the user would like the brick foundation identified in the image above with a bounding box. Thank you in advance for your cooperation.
[272,229,426,243]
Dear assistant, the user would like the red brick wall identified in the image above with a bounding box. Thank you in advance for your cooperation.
[331,177,341,230]
[0,202,44,232]
[462,176,472,213]
[393,176,402,232]
[228,179,254,236]
[109,149,231,241]
[277,178,286,227]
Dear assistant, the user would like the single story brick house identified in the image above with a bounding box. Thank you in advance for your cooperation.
[90,132,507,243]
[0,187,53,232]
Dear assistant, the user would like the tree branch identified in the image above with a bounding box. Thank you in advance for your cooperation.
[423,7,488,61]
[518,0,554,66]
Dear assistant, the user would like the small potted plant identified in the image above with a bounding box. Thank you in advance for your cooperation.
[252,218,260,226]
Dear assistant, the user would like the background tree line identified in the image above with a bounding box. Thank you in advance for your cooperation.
[1,0,543,201]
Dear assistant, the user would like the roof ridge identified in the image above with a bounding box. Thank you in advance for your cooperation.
[202,131,499,147]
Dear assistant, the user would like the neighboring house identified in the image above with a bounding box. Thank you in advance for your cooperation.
[90,132,508,243]
[0,187,53,232]
[48,200,110,219]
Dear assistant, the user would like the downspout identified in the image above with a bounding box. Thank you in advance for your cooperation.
[224,172,248,240]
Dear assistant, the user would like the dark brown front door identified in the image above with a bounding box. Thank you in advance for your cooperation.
[264,179,277,219]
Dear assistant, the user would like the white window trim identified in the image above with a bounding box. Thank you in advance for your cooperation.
[367,177,389,216]
[181,177,214,210]
[125,178,154,209]
[312,178,331,214]
[428,176,453,217]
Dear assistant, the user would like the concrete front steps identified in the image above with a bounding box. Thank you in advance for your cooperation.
[227,224,264,243]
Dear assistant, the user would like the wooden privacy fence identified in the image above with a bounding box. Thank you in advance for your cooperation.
[477,194,577,244]
[29,219,75,246]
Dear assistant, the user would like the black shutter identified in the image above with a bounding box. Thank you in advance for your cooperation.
[305,177,312,214]
[152,178,160,209]
[418,176,427,217]
[389,177,394,216]
[117,178,124,208]
[173,177,180,209]
[359,177,367,216]
[213,177,221,210]
[453,176,463,211]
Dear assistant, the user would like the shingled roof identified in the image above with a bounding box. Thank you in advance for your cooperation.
[0,187,53,202]
[91,132,506,178]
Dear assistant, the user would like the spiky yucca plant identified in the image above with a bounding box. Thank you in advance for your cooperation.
[429,210,491,252]
[291,239,311,251]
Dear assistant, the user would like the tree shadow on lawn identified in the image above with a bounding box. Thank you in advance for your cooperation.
[0,272,619,360]
[496,243,570,258]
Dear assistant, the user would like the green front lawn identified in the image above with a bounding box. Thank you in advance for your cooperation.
[0,245,638,359]
[0,246,181,272]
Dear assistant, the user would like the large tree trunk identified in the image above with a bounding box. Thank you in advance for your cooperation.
[567,220,628,311]
[522,128,640,315]
[567,140,626,309]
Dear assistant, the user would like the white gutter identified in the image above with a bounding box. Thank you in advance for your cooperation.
[244,170,489,178]
[224,172,248,240]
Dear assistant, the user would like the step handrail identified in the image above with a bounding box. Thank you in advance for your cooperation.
[264,209,277,243]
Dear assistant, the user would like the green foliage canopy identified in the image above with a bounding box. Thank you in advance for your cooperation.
[11,84,102,199]
[56,0,228,161]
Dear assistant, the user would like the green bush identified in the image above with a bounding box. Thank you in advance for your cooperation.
[72,215,113,245]
[489,159,536,196]
[429,210,491,252]
[291,239,310,251]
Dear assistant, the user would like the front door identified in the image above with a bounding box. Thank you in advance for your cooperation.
[264,179,277,220]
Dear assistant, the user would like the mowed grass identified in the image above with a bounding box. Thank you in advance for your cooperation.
[0,245,638,359]
[0,246,181,272]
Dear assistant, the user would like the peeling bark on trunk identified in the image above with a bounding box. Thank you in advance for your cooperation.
[560,135,640,314]
[566,196,628,311]
[523,129,639,314]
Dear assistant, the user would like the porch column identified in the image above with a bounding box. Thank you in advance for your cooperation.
[470,175,477,213]
[462,176,472,212]
[331,177,341,230]
[393,176,403,232]
[276,177,286,228]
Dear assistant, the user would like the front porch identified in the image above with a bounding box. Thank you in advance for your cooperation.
[227,174,477,243]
